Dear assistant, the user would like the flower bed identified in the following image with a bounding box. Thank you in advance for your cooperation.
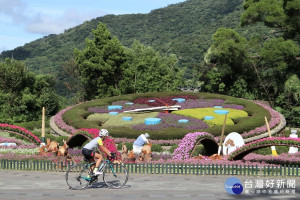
[53,105,78,133]
[133,95,198,107]
[59,92,274,140]
[173,108,248,126]
[0,124,41,144]
[241,101,281,138]
[0,136,24,145]
[172,132,217,160]
[228,137,300,161]
[243,152,300,166]
[132,113,209,130]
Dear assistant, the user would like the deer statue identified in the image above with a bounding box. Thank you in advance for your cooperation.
[128,149,135,162]
[57,140,69,156]
[121,142,129,162]
[46,138,59,152]
[140,143,152,162]
[38,145,48,156]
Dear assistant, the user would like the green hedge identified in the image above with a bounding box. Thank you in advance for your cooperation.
[63,92,270,139]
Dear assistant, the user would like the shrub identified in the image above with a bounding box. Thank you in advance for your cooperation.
[14,120,50,131]
[117,142,133,151]
[151,144,163,152]
[169,144,178,153]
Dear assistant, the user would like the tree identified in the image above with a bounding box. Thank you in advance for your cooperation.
[125,40,184,93]
[74,23,127,100]
[203,28,251,93]
[0,58,60,123]
[241,0,300,38]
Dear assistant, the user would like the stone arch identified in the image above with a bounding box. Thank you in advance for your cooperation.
[190,138,218,157]
[67,134,92,148]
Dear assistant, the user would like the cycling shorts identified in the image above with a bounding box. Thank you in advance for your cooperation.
[82,148,95,159]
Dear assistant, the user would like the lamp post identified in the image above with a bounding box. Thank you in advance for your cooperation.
[41,107,46,146]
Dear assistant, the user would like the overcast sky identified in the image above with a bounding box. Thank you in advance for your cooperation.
[0,0,185,53]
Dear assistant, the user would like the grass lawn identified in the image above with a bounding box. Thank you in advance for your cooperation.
[87,112,159,127]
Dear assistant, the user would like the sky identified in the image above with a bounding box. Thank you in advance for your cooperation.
[0,0,186,53]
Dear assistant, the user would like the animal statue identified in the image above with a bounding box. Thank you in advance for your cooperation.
[209,154,222,160]
[192,154,204,159]
[138,143,153,162]
[225,139,235,155]
[121,142,129,162]
[143,153,152,162]
[38,145,48,156]
[57,140,69,156]
[46,138,59,152]
[128,150,135,162]
[141,143,152,154]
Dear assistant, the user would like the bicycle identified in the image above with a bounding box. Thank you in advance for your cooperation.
[65,154,128,190]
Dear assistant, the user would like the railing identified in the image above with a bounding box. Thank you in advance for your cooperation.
[0,159,299,176]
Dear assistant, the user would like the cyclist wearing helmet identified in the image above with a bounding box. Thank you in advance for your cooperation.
[82,129,112,175]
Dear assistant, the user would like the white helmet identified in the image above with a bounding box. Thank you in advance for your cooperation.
[99,129,109,137]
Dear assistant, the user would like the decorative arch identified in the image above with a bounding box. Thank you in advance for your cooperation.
[228,138,300,160]
[173,132,218,160]
[2,130,37,144]
[190,137,218,157]
[67,133,92,148]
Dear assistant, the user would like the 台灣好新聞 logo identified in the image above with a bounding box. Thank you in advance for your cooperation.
[224,177,243,195]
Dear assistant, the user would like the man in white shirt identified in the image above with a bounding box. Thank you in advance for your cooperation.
[133,133,150,154]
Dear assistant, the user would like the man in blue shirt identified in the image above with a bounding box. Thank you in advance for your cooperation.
[133,133,150,154]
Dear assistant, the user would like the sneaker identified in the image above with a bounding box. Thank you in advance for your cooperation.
[93,171,103,176]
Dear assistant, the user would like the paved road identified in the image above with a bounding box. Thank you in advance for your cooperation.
[0,170,299,200]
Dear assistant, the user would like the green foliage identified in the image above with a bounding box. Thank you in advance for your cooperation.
[0,0,270,98]
[87,112,159,128]
[14,120,50,131]
[169,144,178,154]
[74,23,128,100]
[0,58,61,123]
[191,145,206,156]
[151,144,163,152]
[254,146,289,155]
[125,40,184,93]
[242,0,300,38]
[117,142,133,151]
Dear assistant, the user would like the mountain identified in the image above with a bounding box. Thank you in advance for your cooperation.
[0,0,270,96]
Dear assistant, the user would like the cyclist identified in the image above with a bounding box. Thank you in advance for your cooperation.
[82,129,112,175]
[133,133,150,154]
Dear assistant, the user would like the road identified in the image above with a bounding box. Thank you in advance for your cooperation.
[0,170,299,200]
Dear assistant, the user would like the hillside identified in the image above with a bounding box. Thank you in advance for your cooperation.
[0,0,270,96]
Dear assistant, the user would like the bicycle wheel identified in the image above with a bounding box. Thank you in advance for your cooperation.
[103,163,129,189]
[66,164,91,190]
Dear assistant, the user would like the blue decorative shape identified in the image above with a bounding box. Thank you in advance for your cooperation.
[178,119,189,123]
[214,106,223,108]
[125,102,134,105]
[172,98,186,103]
[214,110,229,115]
[122,117,132,121]
[108,105,123,110]
[204,116,214,120]
[145,118,161,125]
[109,112,119,115]
[148,100,155,102]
